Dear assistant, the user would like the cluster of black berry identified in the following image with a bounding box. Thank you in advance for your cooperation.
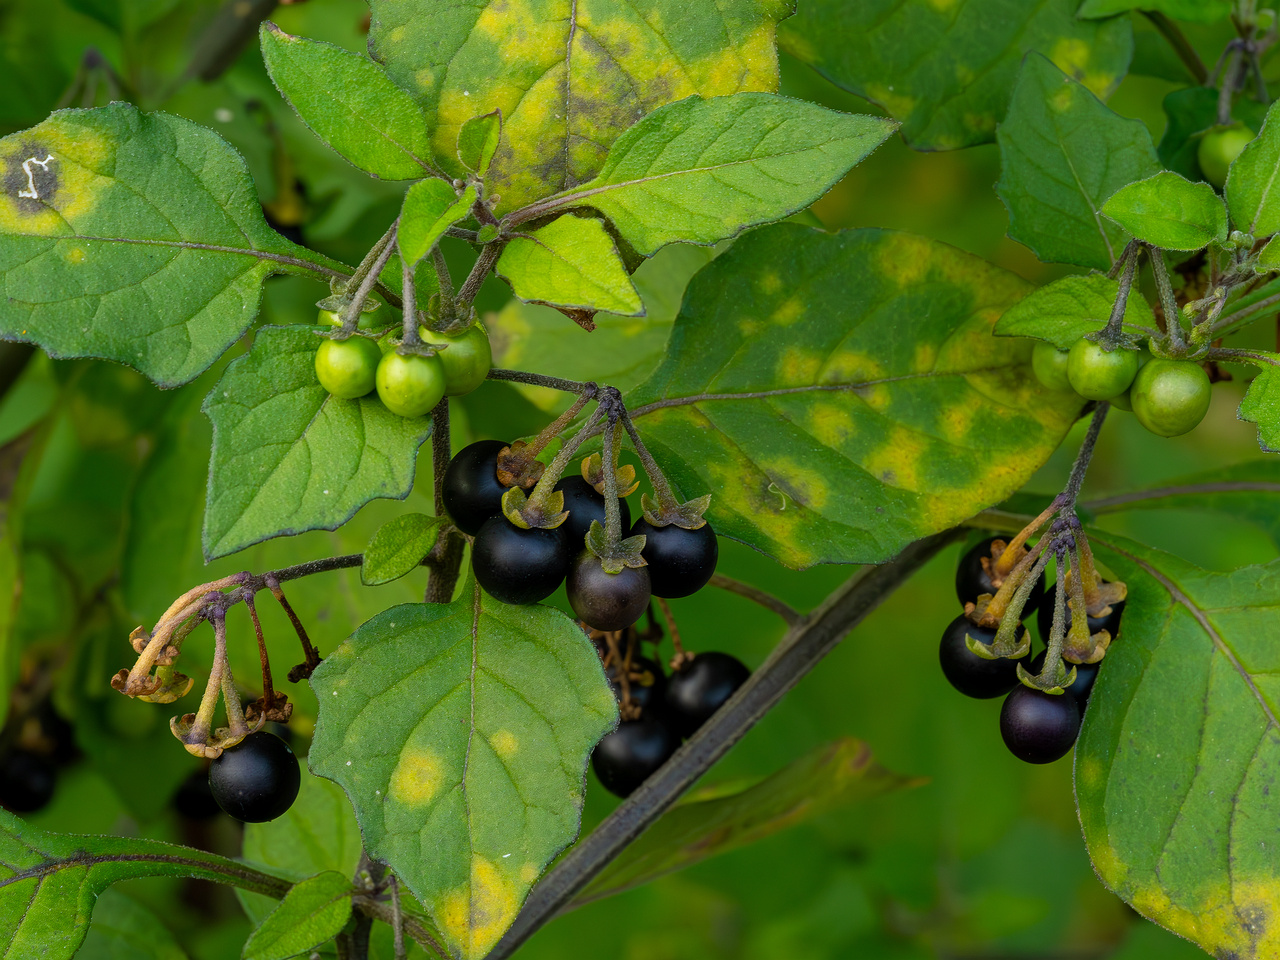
[0,702,76,815]
[589,621,750,798]
[442,439,719,630]
[940,536,1124,764]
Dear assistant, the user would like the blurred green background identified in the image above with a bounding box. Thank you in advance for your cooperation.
[0,2,1270,958]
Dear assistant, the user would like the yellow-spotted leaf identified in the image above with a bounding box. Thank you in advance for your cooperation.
[497,214,642,315]
[0,103,344,387]
[367,0,793,213]
[1079,533,1280,959]
[308,582,618,960]
[625,224,1084,568]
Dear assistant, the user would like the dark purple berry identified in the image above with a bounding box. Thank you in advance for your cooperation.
[471,516,572,605]
[629,519,717,599]
[567,551,651,631]
[592,717,679,798]
[208,731,300,823]
[955,536,1044,616]
[939,614,1027,700]
[1000,686,1081,764]
[442,440,511,536]
[665,652,750,738]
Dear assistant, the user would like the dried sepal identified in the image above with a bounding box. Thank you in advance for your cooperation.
[494,440,545,489]
[581,454,639,497]
[244,694,293,725]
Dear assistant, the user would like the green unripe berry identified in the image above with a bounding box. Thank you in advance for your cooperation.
[1198,123,1253,189]
[375,352,447,418]
[1130,359,1212,437]
[315,337,382,399]
[420,321,493,396]
[1031,341,1075,393]
[1066,339,1139,401]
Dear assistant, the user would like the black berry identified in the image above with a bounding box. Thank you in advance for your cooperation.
[591,717,679,797]
[954,536,1045,616]
[629,519,718,599]
[0,750,57,813]
[938,614,1027,700]
[665,652,750,738]
[1028,651,1101,706]
[1036,584,1125,647]
[472,516,572,605]
[555,476,631,547]
[567,551,651,631]
[442,439,511,536]
[1000,686,1081,764]
[208,731,300,823]
[604,654,667,715]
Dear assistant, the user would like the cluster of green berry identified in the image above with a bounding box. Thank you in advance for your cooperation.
[589,624,750,798]
[939,537,1124,765]
[312,309,493,416]
[1032,340,1212,437]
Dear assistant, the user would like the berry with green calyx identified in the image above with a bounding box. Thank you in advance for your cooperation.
[567,550,651,631]
[314,336,382,399]
[1129,359,1212,437]
[1199,122,1253,189]
[999,686,1081,764]
[1067,339,1138,401]
[375,351,447,418]
[420,320,492,396]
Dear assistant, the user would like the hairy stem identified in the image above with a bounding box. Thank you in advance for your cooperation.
[1063,404,1110,508]
[486,529,962,957]
[1103,243,1140,344]
[427,400,465,603]
[618,404,682,514]
[487,368,595,394]
[457,243,502,308]
[340,223,399,334]
[708,573,801,626]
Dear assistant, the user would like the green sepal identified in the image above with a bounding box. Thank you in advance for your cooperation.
[965,625,1031,662]
[639,492,712,529]
[501,485,567,530]
[1015,659,1077,695]
[315,294,381,314]
[584,521,647,574]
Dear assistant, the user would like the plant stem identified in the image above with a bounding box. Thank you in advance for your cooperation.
[432,246,456,306]
[340,223,399,334]
[486,529,962,958]
[600,413,623,545]
[457,243,502,308]
[487,368,595,394]
[707,573,801,626]
[618,405,681,514]
[427,399,465,603]
[525,406,607,513]
[243,595,275,709]
[1062,404,1110,509]
[1141,11,1209,83]
[1149,246,1187,352]
[1103,243,1140,345]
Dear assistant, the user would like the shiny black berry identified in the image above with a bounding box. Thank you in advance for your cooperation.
[629,519,718,599]
[939,614,1027,700]
[1028,651,1101,706]
[954,536,1045,616]
[472,516,572,604]
[605,655,667,715]
[592,717,679,798]
[1000,686,1081,764]
[208,731,300,823]
[0,751,57,813]
[442,439,511,536]
[567,552,651,631]
[665,652,750,738]
[555,476,631,547]
[1036,584,1125,647]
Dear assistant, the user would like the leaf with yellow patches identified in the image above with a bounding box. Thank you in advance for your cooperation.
[0,103,345,387]
[780,0,1133,151]
[367,0,794,212]
[625,224,1084,568]
[1080,533,1280,960]
[308,580,618,960]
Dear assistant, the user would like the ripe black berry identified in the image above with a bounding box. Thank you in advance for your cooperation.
[567,552,651,631]
[1000,686,1081,764]
[665,652,750,737]
[1028,651,1101,706]
[1035,584,1125,647]
[442,439,511,536]
[0,750,57,813]
[591,717,679,797]
[954,536,1045,616]
[938,614,1027,699]
[555,476,631,547]
[472,516,572,604]
[629,519,718,599]
[208,731,300,823]
[605,655,666,715]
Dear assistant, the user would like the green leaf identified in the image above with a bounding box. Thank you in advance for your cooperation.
[260,23,437,181]
[542,93,894,256]
[0,808,289,959]
[361,513,442,586]
[1085,460,1280,549]
[625,224,1083,569]
[1259,236,1280,272]
[398,179,477,266]
[0,104,343,387]
[1078,0,1233,22]
[308,581,618,960]
[1102,172,1228,251]
[1227,99,1280,236]
[1239,362,1280,453]
[497,215,642,315]
[997,53,1161,271]
[1079,533,1280,960]
[994,274,1157,348]
[242,871,354,960]
[79,889,188,960]
[489,243,718,413]
[575,738,918,905]
[202,325,433,560]
[457,111,501,177]
[779,0,1133,151]
[367,0,793,213]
